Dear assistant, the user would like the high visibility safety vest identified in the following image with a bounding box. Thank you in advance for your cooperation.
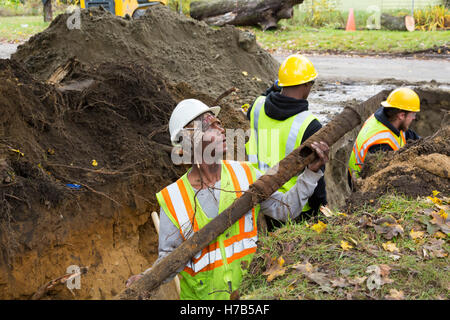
[245,95,318,210]
[348,114,406,179]
[156,160,260,300]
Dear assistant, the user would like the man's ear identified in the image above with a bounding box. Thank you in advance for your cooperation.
[397,111,407,121]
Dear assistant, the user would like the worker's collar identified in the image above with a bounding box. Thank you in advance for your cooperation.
[264,91,309,121]
[374,107,401,137]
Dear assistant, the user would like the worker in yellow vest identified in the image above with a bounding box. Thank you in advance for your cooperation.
[246,54,327,228]
[348,87,421,187]
[126,99,329,299]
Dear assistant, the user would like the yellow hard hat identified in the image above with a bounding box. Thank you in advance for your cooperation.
[278,54,318,87]
[381,87,420,112]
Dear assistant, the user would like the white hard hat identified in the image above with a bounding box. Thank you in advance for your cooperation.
[169,99,221,146]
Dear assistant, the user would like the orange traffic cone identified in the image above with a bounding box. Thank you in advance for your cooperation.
[346,8,356,31]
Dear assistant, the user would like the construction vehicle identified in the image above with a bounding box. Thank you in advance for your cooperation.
[80,0,167,18]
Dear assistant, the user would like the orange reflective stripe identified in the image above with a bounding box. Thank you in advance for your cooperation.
[161,187,185,240]
[177,179,199,232]
[360,138,398,163]
[223,160,246,235]
[359,130,393,150]
[223,160,242,197]
[227,247,257,265]
[401,131,406,145]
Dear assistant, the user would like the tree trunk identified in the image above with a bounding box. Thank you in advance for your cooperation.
[43,0,52,22]
[381,13,407,31]
[190,0,305,30]
[116,106,361,300]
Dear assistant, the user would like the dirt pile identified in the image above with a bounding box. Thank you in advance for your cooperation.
[347,125,450,210]
[0,58,188,299]
[12,5,278,106]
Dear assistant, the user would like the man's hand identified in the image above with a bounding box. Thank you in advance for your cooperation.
[307,141,329,172]
[126,274,144,287]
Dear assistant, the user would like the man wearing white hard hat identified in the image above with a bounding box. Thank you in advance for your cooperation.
[126,98,329,300]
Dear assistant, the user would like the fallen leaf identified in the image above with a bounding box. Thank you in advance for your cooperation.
[365,264,393,290]
[347,276,367,286]
[277,256,285,267]
[92,159,98,167]
[330,277,348,288]
[389,254,401,261]
[262,258,286,282]
[382,241,399,254]
[291,262,315,274]
[310,220,327,234]
[423,239,448,258]
[410,229,425,241]
[434,231,446,239]
[432,190,440,196]
[320,205,334,217]
[242,71,248,76]
[429,211,450,234]
[340,240,353,251]
[373,217,404,240]
[386,289,404,300]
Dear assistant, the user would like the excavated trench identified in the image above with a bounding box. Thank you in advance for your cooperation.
[0,5,448,301]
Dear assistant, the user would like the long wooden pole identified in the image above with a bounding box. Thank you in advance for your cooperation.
[117,106,361,300]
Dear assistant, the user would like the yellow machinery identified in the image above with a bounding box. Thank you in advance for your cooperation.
[80,0,167,18]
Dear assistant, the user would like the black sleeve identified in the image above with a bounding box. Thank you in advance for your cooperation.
[367,143,394,153]
[405,129,420,141]
[246,105,253,121]
[301,119,328,212]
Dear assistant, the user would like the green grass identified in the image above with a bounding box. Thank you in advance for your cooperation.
[0,16,49,42]
[240,193,449,300]
[245,26,449,54]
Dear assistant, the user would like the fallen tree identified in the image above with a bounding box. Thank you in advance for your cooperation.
[116,106,361,300]
[190,0,305,30]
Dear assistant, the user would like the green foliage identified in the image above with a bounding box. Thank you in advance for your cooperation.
[415,5,449,31]
[167,0,192,15]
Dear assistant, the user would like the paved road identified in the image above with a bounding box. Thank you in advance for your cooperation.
[273,54,450,84]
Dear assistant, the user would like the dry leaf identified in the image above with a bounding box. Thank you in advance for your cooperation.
[330,277,348,288]
[291,262,315,274]
[310,221,327,234]
[386,289,404,300]
[263,256,286,282]
[382,241,399,254]
[373,217,404,240]
[340,240,353,251]
[366,264,393,290]
[242,71,248,76]
[423,239,448,258]
[347,276,367,286]
[320,205,334,217]
[434,231,446,239]
[410,229,425,240]
[263,263,286,282]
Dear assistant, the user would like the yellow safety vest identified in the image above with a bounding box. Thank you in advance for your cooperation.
[156,160,260,300]
[245,95,318,210]
[348,114,406,179]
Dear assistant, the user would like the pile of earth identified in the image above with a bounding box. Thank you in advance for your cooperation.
[12,5,278,109]
[347,125,450,211]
